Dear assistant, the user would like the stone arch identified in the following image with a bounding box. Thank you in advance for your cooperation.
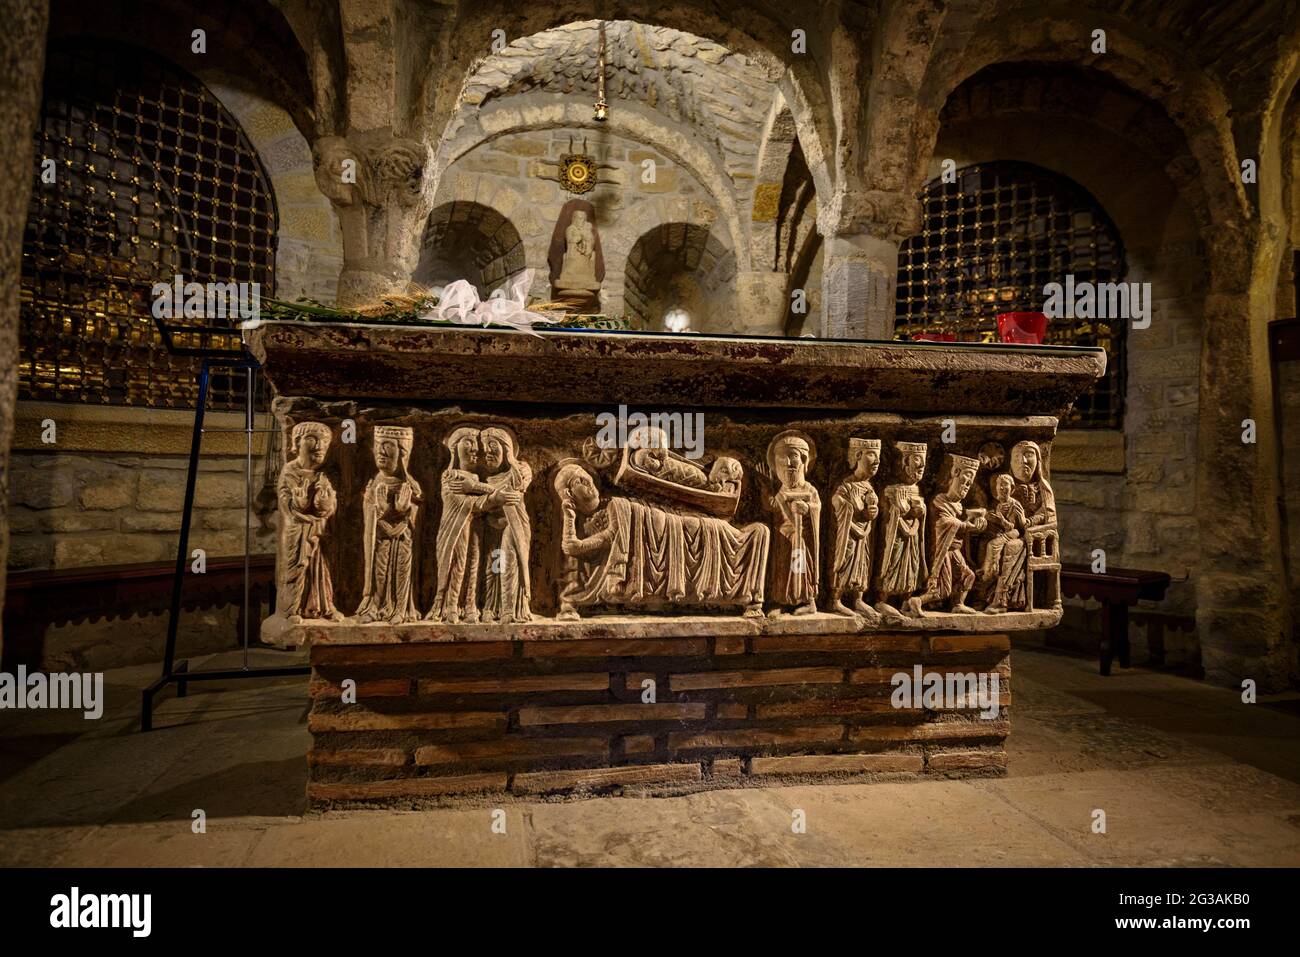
[912,10,1247,284]
[47,0,315,140]
[20,37,281,410]
[622,222,734,331]
[420,6,835,208]
[415,201,525,298]
[45,4,338,302]
[439,96,747,266]
[751,94,806,270]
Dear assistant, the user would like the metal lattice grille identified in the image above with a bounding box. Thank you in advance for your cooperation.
[896,162,1125,428]
[20,42,276,410]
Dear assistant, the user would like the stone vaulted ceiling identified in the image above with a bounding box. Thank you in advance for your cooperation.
[453,20,782,186]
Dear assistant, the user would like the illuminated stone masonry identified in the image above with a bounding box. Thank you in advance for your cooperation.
[247,323,1104,806]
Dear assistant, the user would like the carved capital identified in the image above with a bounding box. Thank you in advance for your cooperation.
[362,137,435,209]
[311,134,436,212]
[311,135,360,207]
[819,189,923,245]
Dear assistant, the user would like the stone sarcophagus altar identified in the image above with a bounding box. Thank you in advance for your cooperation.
[247,323,1104,806]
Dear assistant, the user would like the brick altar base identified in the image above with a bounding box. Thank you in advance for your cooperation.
[305,629,1011,808]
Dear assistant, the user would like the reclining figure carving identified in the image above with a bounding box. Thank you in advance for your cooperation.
[554,436,769,619]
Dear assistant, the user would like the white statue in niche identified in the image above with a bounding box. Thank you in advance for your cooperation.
[829,437,881,622]
[478,427,534,624]
[548,199,604,313]
[764,430,820,617]
[979,472,1028,613]
[355,425,422,624]
[905,453,987,616]
[874,441,928,622]
[554,461,768,620]
[562,212,597,284]
[277,421,342,623]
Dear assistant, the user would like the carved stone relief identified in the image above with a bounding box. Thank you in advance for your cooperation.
[276,421,342,623]
[906,453,986,616]
[874,441,928,623]
[426,425,535,624]
[355,425,422,624]
[265,407,1065,636]
[554,433,770,618]
[763,430,820,617]
[830,437,881,622]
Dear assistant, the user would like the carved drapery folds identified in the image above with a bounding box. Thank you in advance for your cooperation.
[276,421,342,623]
[557,427,769,619]
[264,417,1064,639]
[355,425,422,624]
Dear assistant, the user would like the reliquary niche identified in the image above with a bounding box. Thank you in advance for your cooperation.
[269,420,1061,630]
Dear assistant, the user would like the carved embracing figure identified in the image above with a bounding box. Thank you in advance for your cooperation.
[427,425,534,624]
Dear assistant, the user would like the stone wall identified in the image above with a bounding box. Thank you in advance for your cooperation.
[935,79,1206,667]
[428,130,742,331]
[6,402,277,669]
[201,77,343,303]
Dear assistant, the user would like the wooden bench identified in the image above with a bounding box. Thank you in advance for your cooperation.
[2,555,275,670]
[1059,563,1172,675]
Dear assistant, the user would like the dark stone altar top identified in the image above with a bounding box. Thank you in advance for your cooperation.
[246,322,1106,418]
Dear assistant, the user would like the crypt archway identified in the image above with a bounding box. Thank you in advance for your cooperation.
[622,223,734,332]
[20,38,279,411]
[429,18,822,332]
[414,201,525,299]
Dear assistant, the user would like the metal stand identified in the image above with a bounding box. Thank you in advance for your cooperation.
[141,353,309,731]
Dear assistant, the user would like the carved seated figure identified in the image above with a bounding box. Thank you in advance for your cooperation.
[554,462,768,620]
[979,472,1028,614]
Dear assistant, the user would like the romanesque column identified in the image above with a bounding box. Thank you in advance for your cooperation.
[817,189,921,340]
[312,132,437,307]
[732,271,790,336]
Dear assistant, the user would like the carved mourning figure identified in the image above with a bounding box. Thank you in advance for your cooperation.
[277,421,342,622]
[479,427,534,624]
[874,441,929,622]
[905,454,987,616]
[765,430,820,616]
[979,472,1028,613]
[548,199,605,313]
[355,425,422,624]
[555,461,769,620]
[830,437,881,621]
